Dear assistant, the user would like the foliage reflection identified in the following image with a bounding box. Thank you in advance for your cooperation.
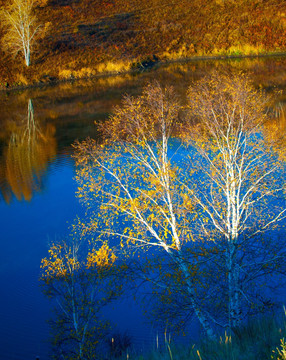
[0,99,56,202]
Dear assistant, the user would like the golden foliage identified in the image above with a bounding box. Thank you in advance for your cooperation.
[1,0,286,86]
[0,0,42,66]
[41,243,80,280]
[74,74,286,335]
[95,61,131,74]
[40,235,122,359]
[74,81,219,338]
[86,243,117,269]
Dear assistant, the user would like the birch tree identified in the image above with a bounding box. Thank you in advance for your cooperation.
[41,239,121,360]
[74,76,286,337]
[0,0,40,66]
[183,72,286,330]
[74,83,217,339]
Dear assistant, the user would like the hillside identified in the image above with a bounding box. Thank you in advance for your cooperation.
[1,0,286,89]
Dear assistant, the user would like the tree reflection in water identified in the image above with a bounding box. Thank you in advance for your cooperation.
[264,101,286,161]
[1,99,56,202]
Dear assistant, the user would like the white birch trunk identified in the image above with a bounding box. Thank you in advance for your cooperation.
[169,250,216,339]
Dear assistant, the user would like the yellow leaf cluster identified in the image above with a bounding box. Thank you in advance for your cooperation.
[41,244,79,279]
[86,243,116,269]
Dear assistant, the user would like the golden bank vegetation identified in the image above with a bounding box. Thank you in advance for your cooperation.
[1,0,286,89]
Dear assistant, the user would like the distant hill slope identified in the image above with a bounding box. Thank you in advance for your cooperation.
[0,0,286,88]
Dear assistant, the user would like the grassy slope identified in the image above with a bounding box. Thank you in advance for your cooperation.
[1,0,286,88]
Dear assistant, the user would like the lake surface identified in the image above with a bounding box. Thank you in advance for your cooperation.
[1,57,286,359]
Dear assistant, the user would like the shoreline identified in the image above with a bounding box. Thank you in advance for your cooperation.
[2,51,286,93]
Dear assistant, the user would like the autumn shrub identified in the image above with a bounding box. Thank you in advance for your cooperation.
[15,73,29,86]
[58,68,73,80]
[211,44,267,57]
[162,43,196,61]
[57,61,132,81]
[95,60,132,74]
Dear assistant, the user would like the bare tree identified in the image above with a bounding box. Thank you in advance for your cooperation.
[0,0,41,66]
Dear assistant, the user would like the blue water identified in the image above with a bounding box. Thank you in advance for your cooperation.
[1,59,286,359]
[0,157,82,359]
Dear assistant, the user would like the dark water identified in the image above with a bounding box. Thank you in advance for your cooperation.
[1,58,286,359]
